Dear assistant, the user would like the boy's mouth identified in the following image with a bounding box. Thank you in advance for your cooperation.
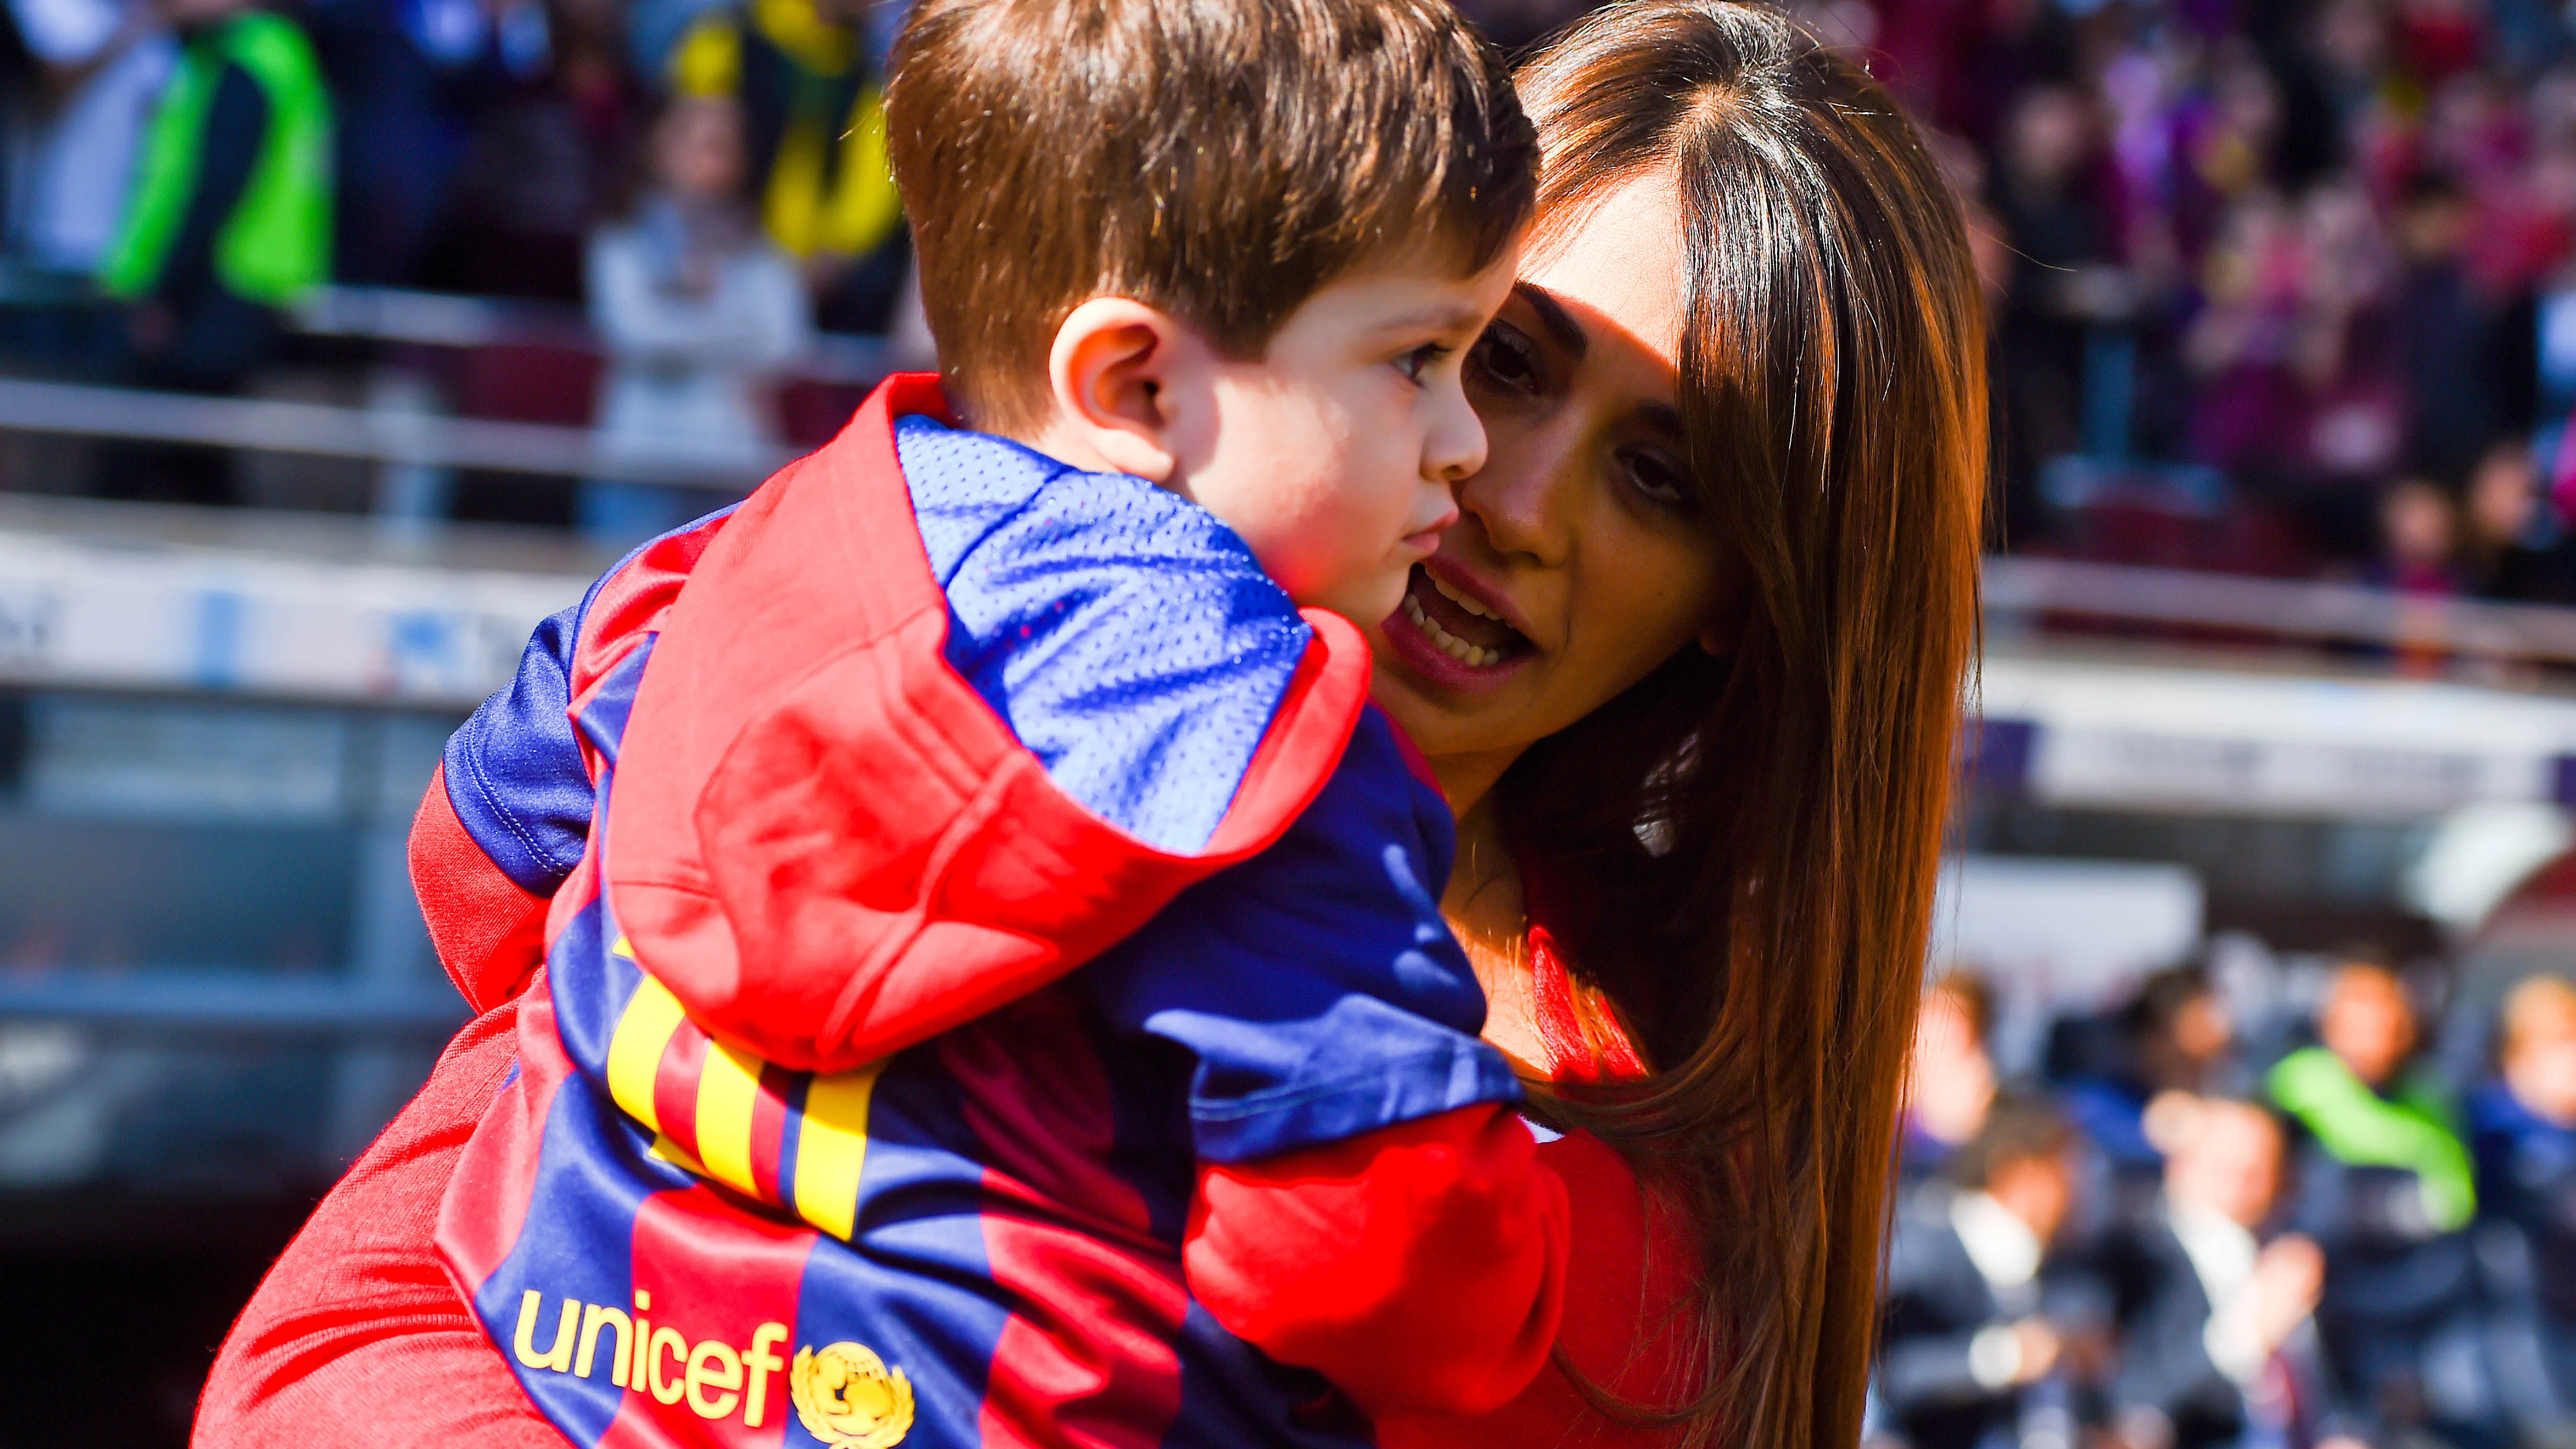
[1398,564,1530,668]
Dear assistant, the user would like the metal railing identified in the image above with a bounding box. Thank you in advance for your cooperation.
[1984,556,2576,666]
[9,375,2576,669]
[0,375,788,488]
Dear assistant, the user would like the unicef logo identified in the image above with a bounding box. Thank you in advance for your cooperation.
[790,1341,916,1448]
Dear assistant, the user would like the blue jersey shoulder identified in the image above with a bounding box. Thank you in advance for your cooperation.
[895,415,1312,855]
[439,509,736,895]
[443,602,590,896]
[1080,706,1520,1163]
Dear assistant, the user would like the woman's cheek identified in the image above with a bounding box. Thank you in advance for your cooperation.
[1591,532,1720,692]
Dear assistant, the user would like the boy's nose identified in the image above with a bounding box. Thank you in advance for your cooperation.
[1423,381,1490,482]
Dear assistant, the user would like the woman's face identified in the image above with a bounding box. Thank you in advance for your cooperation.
[1370,172,1733,806]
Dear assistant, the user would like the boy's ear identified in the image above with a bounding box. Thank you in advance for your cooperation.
[1046,297,1189,484]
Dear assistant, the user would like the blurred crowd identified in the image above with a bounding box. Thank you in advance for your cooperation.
[16,0,2576,577]
[0,0,1608,530]
[1876,955,2576,1449]
[1833,0,2576,596]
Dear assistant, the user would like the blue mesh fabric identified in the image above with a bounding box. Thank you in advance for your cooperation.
[894,415,1312,855]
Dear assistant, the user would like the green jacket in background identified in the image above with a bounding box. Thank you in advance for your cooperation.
[102,8,331,305]
[2268,1044,2478,1232]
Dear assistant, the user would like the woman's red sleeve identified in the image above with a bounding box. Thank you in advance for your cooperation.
[409,764,552,1015]
[1182,1101,1572,1418]
[193,998,569,1446]
[1376,1129,1705,1449]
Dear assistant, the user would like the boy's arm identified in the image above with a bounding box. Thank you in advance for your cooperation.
[415,508,735,1009]
[410,765,552,1013]
[1185,1102,1570,1418]
[413,606,590,1009]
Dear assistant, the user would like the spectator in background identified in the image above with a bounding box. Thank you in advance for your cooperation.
[2372,476,2461,595]
[1991,83,2117,539]
[2110,1095,2334,1449]
[580,90,806,544]
[94,0,328,502]
[666,0,903,333]
[2269,958,2492,1446]
[416,0,641,301]
[2462,436,2576,604]
[1881,1095,2107,1449]
[1905,971,2002,1188]
[2054,964,2240,1179]
[302,0,546,288]
[1,0,172,281]
[2392,172,2510,487]
[2468,974,2576,1437]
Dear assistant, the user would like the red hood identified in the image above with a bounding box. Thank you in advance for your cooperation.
[592,375,1370,1073]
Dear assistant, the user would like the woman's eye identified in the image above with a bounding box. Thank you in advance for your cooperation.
[1620,450,1693,512]
[1396,342,1450,383]
[1465,323,1539,396]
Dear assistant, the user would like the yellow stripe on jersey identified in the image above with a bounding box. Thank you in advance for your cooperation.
[647,1133,708,1177]
[694,1040,765,1196]
[793,1063,885,1240]
[605,954,687,1135]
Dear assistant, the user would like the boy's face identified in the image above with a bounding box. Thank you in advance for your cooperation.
[1170,247,1519,627]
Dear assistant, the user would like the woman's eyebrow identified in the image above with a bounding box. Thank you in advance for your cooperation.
[1512,282,1588,357]
[1372,301,1493,338]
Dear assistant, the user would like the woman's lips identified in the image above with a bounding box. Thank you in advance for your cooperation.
[1385,566,1533,689]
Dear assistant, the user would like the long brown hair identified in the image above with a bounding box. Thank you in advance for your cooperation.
[1501,6,1986,1447]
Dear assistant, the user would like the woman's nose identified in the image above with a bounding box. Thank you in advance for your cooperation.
[1455,424,1573,568]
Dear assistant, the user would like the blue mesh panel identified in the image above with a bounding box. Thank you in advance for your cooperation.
[894,415,1310,854]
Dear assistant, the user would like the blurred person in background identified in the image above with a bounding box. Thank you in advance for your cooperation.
[1906,970,2002,1189]
[2053,964,2242,1181]
[2269,957,2494,1447]
[0,0,172,284]
[2460,436,2576,604]
[2467,974,2576,1440]
[2108,1095,2337,1449]
[579,89,804,544]
[1990,82,2120,542]
[2370,476,2461,595]
[1880,1094,2111,1449]
[414,0,642,300]
[2390,172,2524,491]
[94,0,328,502]
[2372,476,2463,675]
[665,0,903,332]
[300,0,593,288]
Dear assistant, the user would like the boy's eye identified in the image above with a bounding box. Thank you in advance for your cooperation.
[1396,342,1451,383]
[1465,323,1539,397]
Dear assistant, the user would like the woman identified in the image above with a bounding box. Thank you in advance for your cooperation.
[581,91,810,545]
[194,6,1984,1447]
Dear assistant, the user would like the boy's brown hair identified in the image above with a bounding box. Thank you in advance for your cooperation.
[886,0,1536,431]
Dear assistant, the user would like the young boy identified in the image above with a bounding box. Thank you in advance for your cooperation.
[430,2,1568,1445]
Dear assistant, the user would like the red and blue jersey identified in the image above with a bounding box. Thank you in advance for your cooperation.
[430,376,1568,1449]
